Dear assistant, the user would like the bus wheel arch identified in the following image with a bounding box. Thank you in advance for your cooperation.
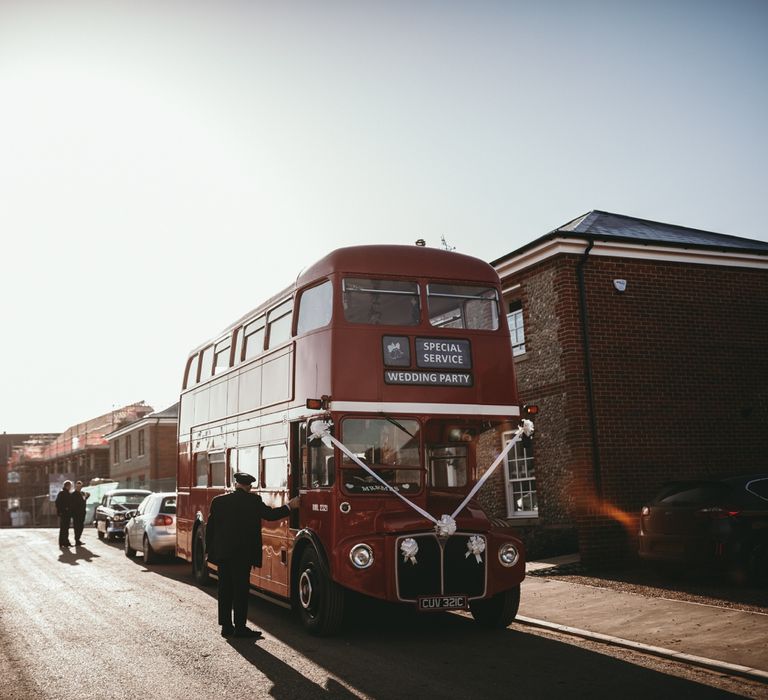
[292,536,344,636]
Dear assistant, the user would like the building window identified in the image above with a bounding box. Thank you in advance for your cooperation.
[503,430,537,517]
[137,430,145,456]
[113,439,120,464]
[507,301,526,356]
[125,434,132,460]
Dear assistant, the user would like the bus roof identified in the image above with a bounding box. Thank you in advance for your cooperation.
[187,244,501,356]
[296,244,499,287]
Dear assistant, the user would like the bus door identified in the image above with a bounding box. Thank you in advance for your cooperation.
[296,420,336,552]
[259,442,291,597]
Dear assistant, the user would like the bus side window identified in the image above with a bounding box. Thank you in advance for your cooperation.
[210,451,226,486]
[235,445,259,483]
[200,345,214,379]
[194,452,209,487]
[267,299,293,349]
[213,339,231,375]
[184,354,199,389]
[263,444,288,489]
[296,280,333,335]
[242,317,265,361]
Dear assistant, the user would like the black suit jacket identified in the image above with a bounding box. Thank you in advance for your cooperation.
[55,490,72,517]
[205,489,290,567]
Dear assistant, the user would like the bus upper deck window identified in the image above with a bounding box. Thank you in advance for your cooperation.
[342,278,420,326]
[183,354,200,389]
[242,318,265,361]
[200,345,215,379]
[213,339,231,375]
[267,299,293,349]
[427,284,499,330]
[296,280,333,335]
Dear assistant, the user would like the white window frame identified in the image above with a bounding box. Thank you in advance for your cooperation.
[507,302,526,356]
[502,430,537,518]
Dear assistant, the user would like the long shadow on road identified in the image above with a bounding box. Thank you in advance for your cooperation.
[140,557,747,700]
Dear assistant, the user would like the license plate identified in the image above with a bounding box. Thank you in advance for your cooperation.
[417,595,468,611]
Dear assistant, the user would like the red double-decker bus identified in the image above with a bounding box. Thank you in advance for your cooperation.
[176,244,527,634]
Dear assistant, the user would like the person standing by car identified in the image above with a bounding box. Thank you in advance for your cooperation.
[55,480,73,547]
[205,472,299,639]
[71,480,90,545]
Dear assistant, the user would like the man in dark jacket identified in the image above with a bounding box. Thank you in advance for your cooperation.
[205,472,299,638]
[55,480,73,547]
[71,481,90,545]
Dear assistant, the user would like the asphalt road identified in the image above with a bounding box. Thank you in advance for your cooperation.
[0,529,760,699]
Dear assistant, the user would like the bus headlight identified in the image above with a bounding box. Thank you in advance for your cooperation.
[498,543,519,567]
[349,544,374,569]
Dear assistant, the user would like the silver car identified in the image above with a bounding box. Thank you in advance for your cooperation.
[124,492,177,564]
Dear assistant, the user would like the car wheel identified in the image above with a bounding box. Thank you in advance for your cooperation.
[296,547,345,636]
[97,526,105,541]
[124,531,136,557]
[469,585,520,629]
[105,521,114,542]
[143,535,160,565]
[192,525,211,585]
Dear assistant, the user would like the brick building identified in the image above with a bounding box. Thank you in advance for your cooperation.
[485,211,768,565]
[5,403,153,525]
[105,403,178,492]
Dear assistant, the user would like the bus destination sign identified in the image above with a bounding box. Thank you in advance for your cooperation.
[415,338,471,369]
[384,369,473,387]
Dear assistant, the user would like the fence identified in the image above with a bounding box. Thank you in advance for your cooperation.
[1,478,179,528]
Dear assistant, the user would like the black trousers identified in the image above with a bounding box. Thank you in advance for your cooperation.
[58,514,72,545]
[72,514,85,542]
[216,559,252,628]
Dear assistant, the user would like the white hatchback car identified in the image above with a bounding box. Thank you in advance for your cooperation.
[124,492,177,564]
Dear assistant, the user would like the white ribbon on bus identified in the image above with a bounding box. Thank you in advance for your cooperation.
[309,418,535,538]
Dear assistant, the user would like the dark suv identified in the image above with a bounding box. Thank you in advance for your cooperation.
[639,474,768,581]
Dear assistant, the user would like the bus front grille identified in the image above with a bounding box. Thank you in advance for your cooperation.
[395,533,486,601]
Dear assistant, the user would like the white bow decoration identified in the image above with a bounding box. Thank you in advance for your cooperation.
[435,514,457,538]
[400,538,418,565]
[465,535,486,564]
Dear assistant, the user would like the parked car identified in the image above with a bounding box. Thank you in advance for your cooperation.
[95,489,152,541]
[639,474,768,581]
[124,492,177,563]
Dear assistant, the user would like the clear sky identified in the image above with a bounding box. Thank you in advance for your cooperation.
[1,0,766,433]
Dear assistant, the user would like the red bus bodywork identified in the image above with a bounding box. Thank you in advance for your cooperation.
[176,245,526,634]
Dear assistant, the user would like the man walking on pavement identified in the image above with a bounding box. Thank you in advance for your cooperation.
[55,480,73,547]
[205,472,299,639]
[71,480,90,545]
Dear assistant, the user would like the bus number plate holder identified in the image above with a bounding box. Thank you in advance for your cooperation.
[417,595,468,612]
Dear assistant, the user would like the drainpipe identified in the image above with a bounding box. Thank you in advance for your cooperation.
[576,239,602,498]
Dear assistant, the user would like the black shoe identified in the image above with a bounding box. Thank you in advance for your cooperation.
[61,542,73,547]
[233,627,262,639]
[221,626,234,638]
[75,541,84,546]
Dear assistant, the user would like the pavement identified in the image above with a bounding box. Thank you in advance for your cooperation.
[519,554,768,683]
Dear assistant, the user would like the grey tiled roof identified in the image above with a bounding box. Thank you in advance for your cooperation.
[557,211,768,252]
[493,210,768,265]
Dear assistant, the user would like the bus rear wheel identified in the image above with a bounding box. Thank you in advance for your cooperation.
[192,526,211,585]
[469,585,520,629]
[297,547,344,636]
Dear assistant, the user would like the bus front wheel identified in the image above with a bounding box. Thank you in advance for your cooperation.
[297,547,344,636]
[192,526,211,586]
[469,585,520,629]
